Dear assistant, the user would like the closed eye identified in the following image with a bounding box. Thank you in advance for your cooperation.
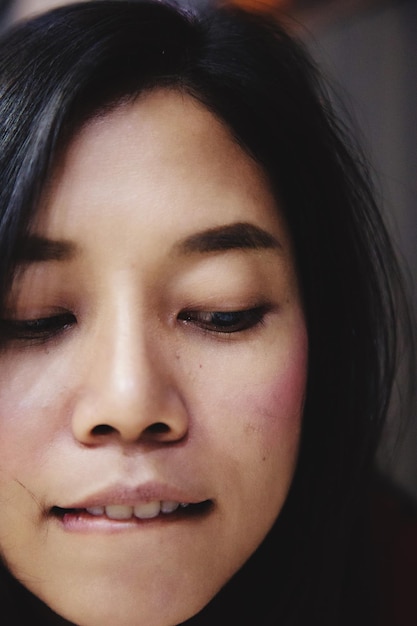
[177,306,268,333]
[0,312,76,343]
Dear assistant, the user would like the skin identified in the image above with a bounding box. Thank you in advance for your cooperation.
[9,0,89,23]
[0,89,308,626]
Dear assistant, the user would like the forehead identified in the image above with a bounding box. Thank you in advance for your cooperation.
[54,88,273,196]
[36,88,288,250]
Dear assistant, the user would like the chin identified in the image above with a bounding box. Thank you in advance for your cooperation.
[34,570,220,626]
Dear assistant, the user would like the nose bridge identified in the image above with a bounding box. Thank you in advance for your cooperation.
[71,290,188,445]
[106,300,154,407]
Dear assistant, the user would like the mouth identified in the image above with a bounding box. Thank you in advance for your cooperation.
[51,500,212,523]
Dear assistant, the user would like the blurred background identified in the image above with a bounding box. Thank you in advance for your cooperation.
[0,0,416,498]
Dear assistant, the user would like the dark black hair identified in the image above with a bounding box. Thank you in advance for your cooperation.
[0,2,414,625]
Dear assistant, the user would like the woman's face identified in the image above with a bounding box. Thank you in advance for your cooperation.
[0,90,307,626]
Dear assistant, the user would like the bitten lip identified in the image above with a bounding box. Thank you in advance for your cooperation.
[53,481,210,511]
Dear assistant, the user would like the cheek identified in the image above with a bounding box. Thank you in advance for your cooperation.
[237,377,305,479]
[188,323,308,477]
[250,344,307,449]
[228,329,307,452]
[0,358,70,473]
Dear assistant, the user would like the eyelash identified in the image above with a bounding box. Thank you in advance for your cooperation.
[177,306,267,334]
[0,313,76,343]
[0,305,267,344]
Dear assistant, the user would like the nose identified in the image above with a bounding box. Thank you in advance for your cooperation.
[71,312,189,447]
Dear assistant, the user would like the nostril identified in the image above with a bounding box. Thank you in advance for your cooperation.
[91,424,115,436]
[146,422,170,435]
[89,422,170,439]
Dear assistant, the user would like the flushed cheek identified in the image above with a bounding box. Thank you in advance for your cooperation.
[213,331,308,459]
[247,348,307,457]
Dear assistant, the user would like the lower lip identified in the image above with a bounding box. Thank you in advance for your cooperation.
[52,503,212,533]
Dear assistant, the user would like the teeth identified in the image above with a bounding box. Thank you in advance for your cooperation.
[161,501,180,514]
[133,501,160,519]
[86,506,105,516]
[85,501,185,520]
[105,505,134,520]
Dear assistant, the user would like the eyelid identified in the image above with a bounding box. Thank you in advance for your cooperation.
[177,305,269,334]
[0,312,76,344]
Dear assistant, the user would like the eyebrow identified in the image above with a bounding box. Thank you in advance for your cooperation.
[177,222,281,255]
[15,235,77,263]
[14,222,280,264]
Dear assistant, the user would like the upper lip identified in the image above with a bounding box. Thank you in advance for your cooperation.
[57,481,210,510]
